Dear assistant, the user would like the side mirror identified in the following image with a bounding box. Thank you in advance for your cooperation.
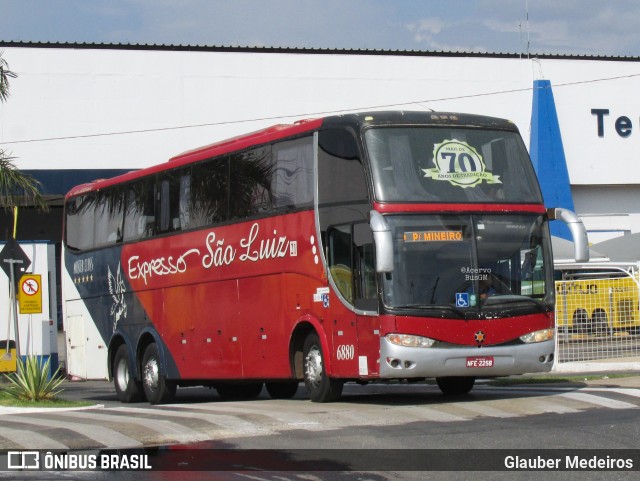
[369,210,394,273]
[547,207,589,262]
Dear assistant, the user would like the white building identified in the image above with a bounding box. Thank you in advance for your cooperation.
[1,42,640,246]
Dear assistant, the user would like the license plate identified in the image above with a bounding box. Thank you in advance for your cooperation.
[466,356,494,368]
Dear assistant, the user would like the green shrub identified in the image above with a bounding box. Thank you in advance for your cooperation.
[3,356,64,401]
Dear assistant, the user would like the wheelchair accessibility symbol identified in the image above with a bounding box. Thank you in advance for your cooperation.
[455,293,469,308]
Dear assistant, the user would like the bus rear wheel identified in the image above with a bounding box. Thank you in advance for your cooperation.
[303,332,343,403]
[113,344,144,403]
[141,343,176,405]
[591,309,608,336]
[265,381,299,399]
[436,376,475,396]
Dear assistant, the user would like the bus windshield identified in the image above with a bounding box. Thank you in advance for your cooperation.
[365,127,542,203]
[382,213,553,315]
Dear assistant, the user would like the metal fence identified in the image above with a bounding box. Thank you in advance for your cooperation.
[554,263,640,364]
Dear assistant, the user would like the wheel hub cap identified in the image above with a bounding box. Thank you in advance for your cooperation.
[116,359,129,390]
[144,358,159,392]
[305,347,323,388]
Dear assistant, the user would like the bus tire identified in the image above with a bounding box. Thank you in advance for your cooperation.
[436,376,475,396]
[591,309,608,336]
[573,309,589,334]
[265,381,299,399]
[216,382,263,401]
[303,332,343,403]
[141,343,176,405]
[113,344,144,403]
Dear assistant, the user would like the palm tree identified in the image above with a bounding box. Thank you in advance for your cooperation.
[0,154,49,211]
[0,51,18,102]
[0,52,48,213]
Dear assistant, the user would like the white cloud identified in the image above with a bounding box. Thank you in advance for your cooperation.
[407,18,445,44]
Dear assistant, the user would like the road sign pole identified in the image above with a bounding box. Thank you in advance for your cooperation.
[1,238,32,364]
[4,259,23,362]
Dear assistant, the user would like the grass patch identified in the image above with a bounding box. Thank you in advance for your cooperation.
[3,355,65,401]
[0,389,92,408]
[0,356,92,409]
[486,373,634,386]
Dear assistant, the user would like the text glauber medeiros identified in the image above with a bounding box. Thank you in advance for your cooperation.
[505,455,633,470]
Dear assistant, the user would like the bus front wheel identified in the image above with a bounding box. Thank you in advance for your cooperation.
[113,344,144,403]
[141,343,176,405]
[303,333,343,403]
[436,376,475,396]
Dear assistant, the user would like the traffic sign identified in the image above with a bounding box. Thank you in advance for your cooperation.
[19,274,42,314]
[0,238,31,282]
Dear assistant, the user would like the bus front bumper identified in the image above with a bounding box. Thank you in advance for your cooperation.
[379,337,554,378]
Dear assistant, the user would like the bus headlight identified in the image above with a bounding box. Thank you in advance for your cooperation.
[520,329,554,344]
[386,333,435,348]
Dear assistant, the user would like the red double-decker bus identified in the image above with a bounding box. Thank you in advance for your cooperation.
[62,111,585,404]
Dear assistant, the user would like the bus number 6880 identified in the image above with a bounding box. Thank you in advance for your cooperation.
[336,344,355,360]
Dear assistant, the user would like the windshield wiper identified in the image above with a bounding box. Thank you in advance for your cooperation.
[483,295,550,313]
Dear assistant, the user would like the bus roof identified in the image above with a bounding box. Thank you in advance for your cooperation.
[65,110,519,199]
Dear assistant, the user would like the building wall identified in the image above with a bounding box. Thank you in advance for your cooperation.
[1,45,640,238]
[573,185,640,243]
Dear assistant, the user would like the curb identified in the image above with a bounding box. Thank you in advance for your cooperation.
[0,403,104,416]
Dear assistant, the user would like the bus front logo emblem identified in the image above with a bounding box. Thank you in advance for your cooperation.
[474,331,486,345]
[423,139,501,189]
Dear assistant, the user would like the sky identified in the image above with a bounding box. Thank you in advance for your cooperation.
[1,0,640,57]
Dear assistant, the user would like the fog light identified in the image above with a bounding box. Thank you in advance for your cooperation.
[386,357,401,368]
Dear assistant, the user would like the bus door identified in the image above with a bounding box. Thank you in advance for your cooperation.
[326,224,358,376]
[353,222,380,378]
[326,223,379,378]
[317,126,373,378]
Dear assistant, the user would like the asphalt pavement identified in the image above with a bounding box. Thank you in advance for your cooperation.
[1,370,640,417]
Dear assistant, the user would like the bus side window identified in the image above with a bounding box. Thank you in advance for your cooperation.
[158,169,188,233]
[66,194,97,250]
[327,223,378,310]
[272,137,313,210]
[190,157,229,227]
[327,225,354,304]
[354,222,377,311]
[317,128,369,232]
[230,146,273,219]
[94,190,124,247]
[123,178,155,242]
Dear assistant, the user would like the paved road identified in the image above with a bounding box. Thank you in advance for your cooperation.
[1,376,639,450]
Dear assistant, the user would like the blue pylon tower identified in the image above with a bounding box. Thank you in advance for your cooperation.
[529,79,576,240]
